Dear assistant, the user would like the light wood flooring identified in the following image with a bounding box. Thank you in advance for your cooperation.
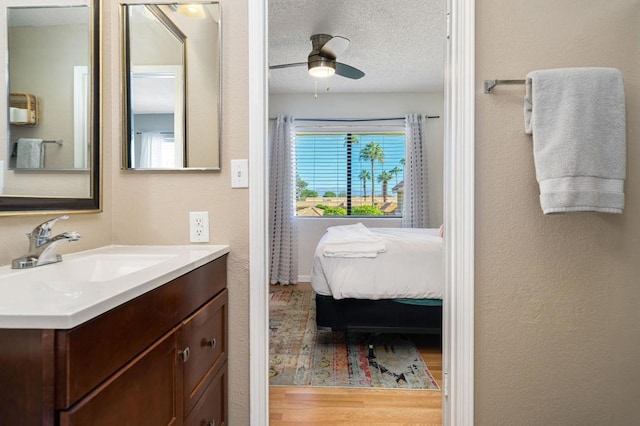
[269,284,443,426]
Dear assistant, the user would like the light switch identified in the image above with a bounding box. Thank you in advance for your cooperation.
[231,159,249,188]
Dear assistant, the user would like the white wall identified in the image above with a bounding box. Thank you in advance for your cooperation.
[270,92,444,281]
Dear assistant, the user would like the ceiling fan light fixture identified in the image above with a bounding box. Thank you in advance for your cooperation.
[309,65,335,78]
[308,56,336,78]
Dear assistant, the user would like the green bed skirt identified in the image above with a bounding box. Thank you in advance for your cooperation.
[393,298,443,307]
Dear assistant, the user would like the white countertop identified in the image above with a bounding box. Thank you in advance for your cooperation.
[0,245,229,329]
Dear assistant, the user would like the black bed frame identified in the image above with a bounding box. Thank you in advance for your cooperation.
[315,294,442,335]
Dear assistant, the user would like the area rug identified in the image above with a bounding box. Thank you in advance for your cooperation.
[269,287,439,390]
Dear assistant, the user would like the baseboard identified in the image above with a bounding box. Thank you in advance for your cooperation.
[298,275,311,283]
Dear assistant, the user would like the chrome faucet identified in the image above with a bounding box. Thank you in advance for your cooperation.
[11,215,82,269]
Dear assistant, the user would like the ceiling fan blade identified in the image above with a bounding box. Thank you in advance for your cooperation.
[320,36,350,59]
[336,62,365,79]
[269,62,307,70]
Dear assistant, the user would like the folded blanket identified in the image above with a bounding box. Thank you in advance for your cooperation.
[322,223,386,258]
[524,67,626,214]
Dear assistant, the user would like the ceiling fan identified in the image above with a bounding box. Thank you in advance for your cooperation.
[269,34,365,79]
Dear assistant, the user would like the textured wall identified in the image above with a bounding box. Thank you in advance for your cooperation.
[475,0,640,424]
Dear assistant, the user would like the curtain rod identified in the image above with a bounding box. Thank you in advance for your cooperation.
[268,115,440,122]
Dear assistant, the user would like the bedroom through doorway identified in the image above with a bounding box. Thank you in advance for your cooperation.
[267,1,446,424]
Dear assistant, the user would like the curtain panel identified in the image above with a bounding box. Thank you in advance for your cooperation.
[269,115,298,285]
[402,114,430,228]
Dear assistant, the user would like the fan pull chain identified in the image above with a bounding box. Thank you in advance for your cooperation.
[314,79,318,99]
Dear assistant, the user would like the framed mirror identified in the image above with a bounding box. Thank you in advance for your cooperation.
[0,1,100,214]
[121,2,221,171]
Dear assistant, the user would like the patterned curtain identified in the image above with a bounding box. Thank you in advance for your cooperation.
[269,115,298,285]
[402,114,430,228]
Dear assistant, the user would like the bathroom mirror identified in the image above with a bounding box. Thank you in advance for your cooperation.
[121,2,221,171]
[0,1,100,214]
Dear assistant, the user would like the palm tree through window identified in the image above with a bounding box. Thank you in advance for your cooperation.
[295,131,405,217]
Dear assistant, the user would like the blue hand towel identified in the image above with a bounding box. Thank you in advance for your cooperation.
[524,67,626,214]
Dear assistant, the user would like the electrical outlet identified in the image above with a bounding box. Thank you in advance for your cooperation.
[189,212,210,243]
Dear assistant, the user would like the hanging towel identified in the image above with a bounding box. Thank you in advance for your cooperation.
[524,67,626,214]
[16,138,44,169]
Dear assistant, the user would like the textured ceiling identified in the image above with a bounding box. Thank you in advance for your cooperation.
[268,0,445,94]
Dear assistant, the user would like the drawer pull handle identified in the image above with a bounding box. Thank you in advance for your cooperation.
[206,420,215,426]
[179,346,190,363]
[203,337,217,348]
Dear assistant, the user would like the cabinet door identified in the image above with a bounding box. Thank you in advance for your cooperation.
[59,330,181,426]
[184,365,226,426]
[178,289,227,415]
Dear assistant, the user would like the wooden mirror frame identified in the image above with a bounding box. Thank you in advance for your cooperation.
[0,1,101,216]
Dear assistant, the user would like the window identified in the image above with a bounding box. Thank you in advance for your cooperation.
[295,131,405,217]
[134,132,177,168]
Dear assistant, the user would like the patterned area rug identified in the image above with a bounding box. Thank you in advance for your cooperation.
[269,287,439,389]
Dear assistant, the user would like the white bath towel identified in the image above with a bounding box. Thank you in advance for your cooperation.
[16,138,44,169]
[322,223,386,258]
[524,67,626,214]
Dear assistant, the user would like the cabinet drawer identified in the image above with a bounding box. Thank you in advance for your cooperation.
[179,289,228,415]
[184,364,226,426]
[59,330,180,426]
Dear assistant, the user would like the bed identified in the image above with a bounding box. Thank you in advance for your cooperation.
[310,227,443,336]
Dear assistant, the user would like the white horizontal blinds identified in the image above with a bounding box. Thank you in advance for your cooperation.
[296,133,347,198]
[295,131,405,216]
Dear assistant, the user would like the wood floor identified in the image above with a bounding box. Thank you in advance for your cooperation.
[269,284,443,426]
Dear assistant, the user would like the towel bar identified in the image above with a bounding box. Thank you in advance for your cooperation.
[484,79,526,94]
[43,139,63,146]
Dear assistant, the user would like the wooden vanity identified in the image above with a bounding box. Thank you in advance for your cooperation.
[0,253,228,426]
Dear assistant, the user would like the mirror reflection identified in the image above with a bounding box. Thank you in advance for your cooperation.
[0,3,99,211]
[122,2,221,170]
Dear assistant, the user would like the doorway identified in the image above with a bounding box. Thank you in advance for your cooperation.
[248,0,475,424]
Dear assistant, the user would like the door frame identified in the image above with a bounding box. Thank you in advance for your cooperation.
[248,0,475,423]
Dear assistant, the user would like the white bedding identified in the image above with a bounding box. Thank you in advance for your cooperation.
[322,222,386,257]
[311,227,443,300]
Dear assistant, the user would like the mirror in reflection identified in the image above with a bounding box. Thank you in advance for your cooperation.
[122,3,221,170]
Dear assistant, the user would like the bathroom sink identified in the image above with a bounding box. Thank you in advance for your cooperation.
[24,253,178,283]
[0,244,230,329]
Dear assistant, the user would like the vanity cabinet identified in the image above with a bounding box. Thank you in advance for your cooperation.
[0,254,228,426]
